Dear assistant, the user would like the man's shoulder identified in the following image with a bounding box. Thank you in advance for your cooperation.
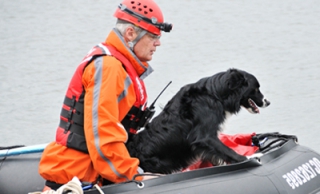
[88,55,125,73]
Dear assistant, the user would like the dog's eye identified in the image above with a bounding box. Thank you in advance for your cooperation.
[255,88,259,92]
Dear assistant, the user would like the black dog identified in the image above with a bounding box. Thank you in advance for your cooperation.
[126,68,270,174]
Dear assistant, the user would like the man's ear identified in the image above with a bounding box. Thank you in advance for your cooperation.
[123,26,136,42]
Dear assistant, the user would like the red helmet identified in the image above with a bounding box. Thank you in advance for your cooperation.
[114,0,172,35]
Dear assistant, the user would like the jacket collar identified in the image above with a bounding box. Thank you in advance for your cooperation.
[105,28,153,80]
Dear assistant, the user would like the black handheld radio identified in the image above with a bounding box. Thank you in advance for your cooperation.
[138,81,172,129]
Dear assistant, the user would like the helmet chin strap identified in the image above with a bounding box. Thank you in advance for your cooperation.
[128,30,147,51]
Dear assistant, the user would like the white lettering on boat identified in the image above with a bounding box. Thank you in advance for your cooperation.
[282,157,320,189]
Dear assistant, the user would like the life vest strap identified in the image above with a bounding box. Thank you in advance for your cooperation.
[64,97,84,112]
[59,119,85,136]
[60,108,84,126]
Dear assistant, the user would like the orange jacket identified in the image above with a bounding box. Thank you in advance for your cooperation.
[39,29,153,184]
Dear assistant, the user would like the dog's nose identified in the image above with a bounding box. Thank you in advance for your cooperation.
[264,99,271,107]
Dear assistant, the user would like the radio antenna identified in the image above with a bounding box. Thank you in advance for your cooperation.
[149,81,172,109]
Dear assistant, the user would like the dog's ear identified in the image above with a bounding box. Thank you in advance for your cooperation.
[227,69,247,90]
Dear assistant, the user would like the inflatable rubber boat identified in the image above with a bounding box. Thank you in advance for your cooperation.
[1,132,320,194]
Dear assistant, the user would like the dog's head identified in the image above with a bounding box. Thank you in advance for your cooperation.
[226,69,270,114]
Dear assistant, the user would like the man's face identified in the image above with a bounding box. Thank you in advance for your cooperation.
[133,32,161,62]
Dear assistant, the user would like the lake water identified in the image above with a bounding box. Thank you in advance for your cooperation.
[1,0,320,152]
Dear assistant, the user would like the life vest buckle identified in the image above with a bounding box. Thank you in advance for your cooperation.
[64,122,71,133]
[71,96,76,107]
[67,109,73,119]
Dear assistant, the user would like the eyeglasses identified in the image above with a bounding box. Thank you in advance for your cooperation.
[147,32,161,41]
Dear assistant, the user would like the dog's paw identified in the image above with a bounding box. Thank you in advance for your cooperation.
[247,152,263,160]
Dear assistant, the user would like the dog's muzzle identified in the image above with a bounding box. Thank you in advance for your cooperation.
[263,99,271,107]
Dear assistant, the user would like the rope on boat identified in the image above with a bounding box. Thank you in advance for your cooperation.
[0,145,25,170]
[28,177,105,194]
[132,173,163,188]
[28,181,82,194]
[0,145,25,150]
[92,184,105,194]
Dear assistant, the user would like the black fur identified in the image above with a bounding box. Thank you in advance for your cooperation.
[126,68,270,174]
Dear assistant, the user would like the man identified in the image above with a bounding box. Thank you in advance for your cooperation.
[39,0,172,190]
